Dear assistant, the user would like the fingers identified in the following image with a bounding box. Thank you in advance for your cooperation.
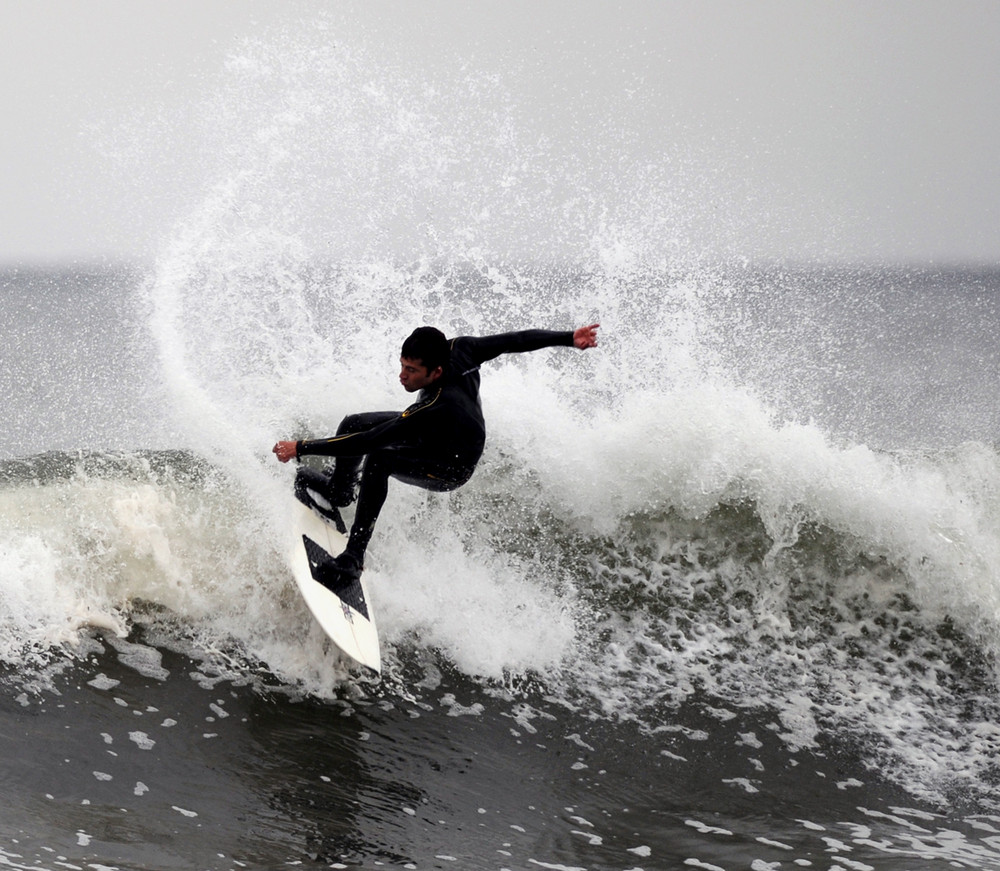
[272,441,294,463]
[575,323,600,348]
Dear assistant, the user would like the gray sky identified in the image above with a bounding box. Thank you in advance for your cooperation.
[2,0,999,266]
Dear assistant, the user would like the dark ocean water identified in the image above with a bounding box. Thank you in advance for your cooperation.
[5,17,1000,869]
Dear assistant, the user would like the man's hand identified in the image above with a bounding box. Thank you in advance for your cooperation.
[272,440,298,463]
[573,323,600,349]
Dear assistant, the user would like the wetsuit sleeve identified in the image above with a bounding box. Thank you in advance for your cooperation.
[296,409,416,459]
[461,330,574,365]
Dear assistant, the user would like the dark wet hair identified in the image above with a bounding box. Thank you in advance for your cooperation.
[401,326,449,372]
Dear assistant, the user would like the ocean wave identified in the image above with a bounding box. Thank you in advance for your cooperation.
[2,435,1000,805]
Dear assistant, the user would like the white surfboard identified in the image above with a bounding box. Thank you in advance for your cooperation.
[288,500,381,673]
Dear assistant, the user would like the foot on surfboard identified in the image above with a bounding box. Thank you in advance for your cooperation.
[294,481,347,534]
[316,552,364,592]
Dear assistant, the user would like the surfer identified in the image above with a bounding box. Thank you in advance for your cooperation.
[272,323,600,587]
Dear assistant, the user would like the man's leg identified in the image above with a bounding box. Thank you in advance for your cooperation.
[330,450,475,581]
[294,411,397,512]
[326,411,398,505]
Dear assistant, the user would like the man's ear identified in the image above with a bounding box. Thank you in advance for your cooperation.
[429,365,444,382]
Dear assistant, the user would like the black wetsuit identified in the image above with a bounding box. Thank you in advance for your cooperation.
[295,329,574,562]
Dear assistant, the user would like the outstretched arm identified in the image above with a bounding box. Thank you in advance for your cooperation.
[462,323,601,365]
[273,406,420,464]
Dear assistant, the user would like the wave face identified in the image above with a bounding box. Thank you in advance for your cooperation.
[3,14,1000,869]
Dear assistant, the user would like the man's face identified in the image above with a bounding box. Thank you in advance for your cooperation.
[399,357,443,392]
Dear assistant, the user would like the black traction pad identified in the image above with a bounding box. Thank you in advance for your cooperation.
[294,481,347,534]
[302,535,370,620]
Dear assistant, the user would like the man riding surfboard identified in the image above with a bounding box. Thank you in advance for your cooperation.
[273,323,599,588]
